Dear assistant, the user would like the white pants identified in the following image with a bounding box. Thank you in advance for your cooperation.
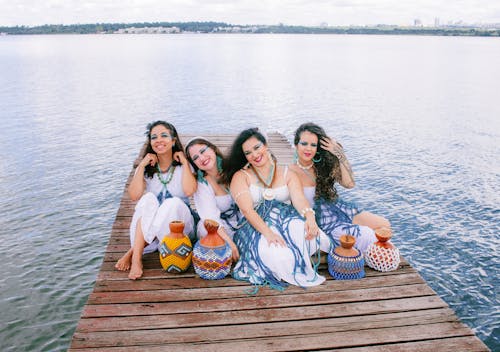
[258,218,332,287]
[330,224,377,254]
[130,192,195,254]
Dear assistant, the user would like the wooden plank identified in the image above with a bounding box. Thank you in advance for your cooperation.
[70,322,479,351]
[88,272,426,304]
[72,308,458,348]
[82,284,435,318]
[326,336,490,352]
[96,266,414,282]
[76,296,448,332]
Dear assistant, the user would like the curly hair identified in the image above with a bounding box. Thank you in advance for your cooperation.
[185,137,225,176]
[143,120,184,178]
[220,128,267,185]
[294,122,340,201]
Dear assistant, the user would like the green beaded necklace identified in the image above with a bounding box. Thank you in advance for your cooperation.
[156,163,175,189]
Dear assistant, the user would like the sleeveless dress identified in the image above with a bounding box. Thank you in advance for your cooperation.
[129,166,196,254]
[193,181,242,239]
[304,186,376,253]
[232,168,332,290]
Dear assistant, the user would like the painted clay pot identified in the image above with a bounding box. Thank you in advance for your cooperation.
[159,220,193,273]
[327,234,365,280]
[364,227,400,272]
[193,219,232,280]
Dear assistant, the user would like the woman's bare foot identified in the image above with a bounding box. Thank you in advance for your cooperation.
[115,248,133,271]
[128,258,143,280]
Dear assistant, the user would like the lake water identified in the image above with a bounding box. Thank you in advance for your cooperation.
[0,34,498,351]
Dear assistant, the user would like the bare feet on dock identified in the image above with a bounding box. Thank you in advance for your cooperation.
[115,248,133,271]
[128,259,143,280]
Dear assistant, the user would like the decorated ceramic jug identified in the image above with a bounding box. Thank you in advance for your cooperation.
[364,227,400,272]
[327,234,365,280]
[158,220,193,273]
[192,219,232,280]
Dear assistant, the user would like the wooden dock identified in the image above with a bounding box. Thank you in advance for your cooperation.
[70,133,490,351]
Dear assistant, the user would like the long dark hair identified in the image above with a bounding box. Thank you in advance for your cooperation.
[144,120,184,178]
[185,137,225,175]
[221,128,267,185]
[294,122,339,201]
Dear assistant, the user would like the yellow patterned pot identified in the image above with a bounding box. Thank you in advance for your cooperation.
[159,221,192,273]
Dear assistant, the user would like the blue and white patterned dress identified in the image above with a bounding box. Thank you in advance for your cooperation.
[129,166,196,254]
[232,168,332,290]
[304,186,376,253]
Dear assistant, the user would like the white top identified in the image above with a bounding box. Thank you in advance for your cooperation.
[193,181,234,226]
[143,165,193,201]
[303,186,316,207]
[244,167,291,206]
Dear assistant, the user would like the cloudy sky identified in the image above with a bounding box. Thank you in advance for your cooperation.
[1,0,499,27]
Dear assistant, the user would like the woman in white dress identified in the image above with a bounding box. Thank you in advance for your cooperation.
[115,121,197,280]
[290,122,391,253]
[185,137,240,261]
[223,128,332,291]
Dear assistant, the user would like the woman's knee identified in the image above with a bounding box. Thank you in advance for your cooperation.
[353,211,390,229]
[137,192,160,208]
[159,196,187,210]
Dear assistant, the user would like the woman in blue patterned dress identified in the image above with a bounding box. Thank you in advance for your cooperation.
[222,128,332,290]
[185,137,240,261]
[115,121,197,280]
[290,122,391,253]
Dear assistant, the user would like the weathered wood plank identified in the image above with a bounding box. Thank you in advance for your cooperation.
[70,322,478,351]
[76,296,447,332]
[82,284,435,318]
[326,336,490,352]
[72,308,458,348]
[88,272,426,304]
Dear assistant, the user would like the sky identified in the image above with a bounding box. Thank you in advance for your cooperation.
[1,0,500,27]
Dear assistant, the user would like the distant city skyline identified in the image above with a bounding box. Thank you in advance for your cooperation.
[1,0,500,27]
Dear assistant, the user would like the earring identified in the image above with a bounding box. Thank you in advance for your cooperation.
[216,155,223,173]
[293,150,298,163]
[313,153,322,163]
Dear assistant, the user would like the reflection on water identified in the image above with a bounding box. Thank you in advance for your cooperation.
[0,34,498,351]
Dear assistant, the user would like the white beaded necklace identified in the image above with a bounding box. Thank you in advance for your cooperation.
[296,160,314,170]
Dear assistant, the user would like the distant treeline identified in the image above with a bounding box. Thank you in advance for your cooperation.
[1,21,499,36]
[0,22,227,34]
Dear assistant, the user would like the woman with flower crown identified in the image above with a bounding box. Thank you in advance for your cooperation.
[115,121,197,280]
[290,122,391,253]
[222,128,332,290]
[185,137,240,261]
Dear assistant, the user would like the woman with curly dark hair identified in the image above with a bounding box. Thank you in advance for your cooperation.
[290,122,390,253]
[115,120,197,280]
[225,128,332,291]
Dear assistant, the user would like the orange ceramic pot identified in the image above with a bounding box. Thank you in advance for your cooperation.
[328,234,365,280]
[193,219,232,280]
[364,227,400,272]
[158,221,193,273]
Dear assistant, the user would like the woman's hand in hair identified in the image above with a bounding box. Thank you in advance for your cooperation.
[173,151,189,165]
[140,153,158,168]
